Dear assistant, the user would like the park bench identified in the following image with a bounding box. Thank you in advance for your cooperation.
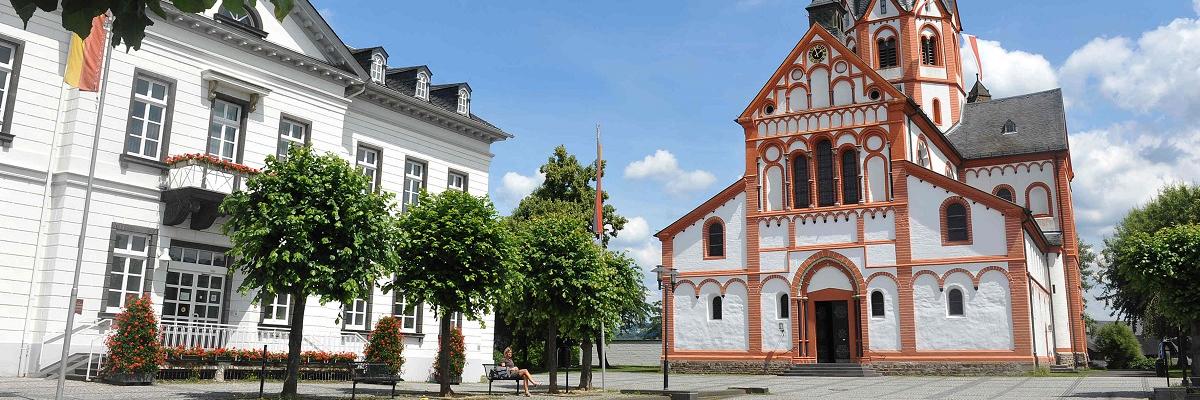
[483,363,524,395]
[349,362,402,399]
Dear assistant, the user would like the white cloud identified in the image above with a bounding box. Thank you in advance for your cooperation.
[613,216,651,246]
[961,38,1059,99]
[1194,0,1200,15]
[1069,123,1200,241]
[497,170,544,202]
[624,150,717,195]
[1059,16,1200,120]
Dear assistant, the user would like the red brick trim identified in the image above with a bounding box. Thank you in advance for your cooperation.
[657,180,744,238]
[974,266,1011,288]
[992,184,1016,202]
[866,271,898,285]
[789,250,867,296]
[912,269,942,288]
[939,196,973,246]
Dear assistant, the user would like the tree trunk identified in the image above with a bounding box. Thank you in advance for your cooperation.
[1190,321,1200,387]
[547,314,559,394]
[578,334,593,390]
[598,339,613,369]
[281,289,307,398]
[438,310,454,396]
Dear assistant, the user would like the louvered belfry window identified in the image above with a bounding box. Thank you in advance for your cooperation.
[921,36,938,65]
[878,38,898,68]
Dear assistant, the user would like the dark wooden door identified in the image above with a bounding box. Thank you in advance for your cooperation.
[815,301,851,363]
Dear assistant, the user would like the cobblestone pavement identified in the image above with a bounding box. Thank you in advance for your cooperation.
[0,371,1167,399]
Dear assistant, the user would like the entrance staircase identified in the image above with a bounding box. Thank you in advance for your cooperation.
[779,363,880,377]
[37,353,107,381]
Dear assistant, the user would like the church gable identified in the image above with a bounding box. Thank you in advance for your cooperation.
[739,24,903,122]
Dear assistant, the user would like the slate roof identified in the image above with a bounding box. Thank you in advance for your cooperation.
[945,88,1069,160]
[849,0,956,20]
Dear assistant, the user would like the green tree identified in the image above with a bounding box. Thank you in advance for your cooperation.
[1099,186,1200,341]
[506,214,604,393]
[1114,224,1200,379]
[1093,322,1145,369]
[12,0,297,50]
[573,251,648,388]
[221,145,399,398]
[389,189,513,396]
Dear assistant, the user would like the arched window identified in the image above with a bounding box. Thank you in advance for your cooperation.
[995,187,1014,202]
[778,293,790,319]
[705,220,725,258]
[870,291,885,317]
[370,54,385,84]
[217,6,262,30]
[945,202,969,242]
[415,72,429,100]
[457,88,470,115]
[947,288,965,316]
[877,37,898,68]
[816,140,836,206]
[711,296,723,320]
[921,35,939,66]
[840,148,860,204]
[792,154,811,208]
[917,139,931,168]
[932,99,943,125]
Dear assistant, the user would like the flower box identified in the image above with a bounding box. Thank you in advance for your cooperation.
[104,371,155,386]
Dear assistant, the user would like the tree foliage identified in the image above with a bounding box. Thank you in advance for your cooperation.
[221,145,398,397]
[1093,322,1145,369]
[11,0,297,50]
[388,189,513,396]
[1115,224,1200,327]
[512,145,627,245]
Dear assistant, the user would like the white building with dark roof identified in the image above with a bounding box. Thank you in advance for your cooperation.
[656,0,1086,374]
[0,0,509,381]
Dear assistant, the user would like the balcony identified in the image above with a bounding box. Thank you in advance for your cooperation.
[160,154,258,230]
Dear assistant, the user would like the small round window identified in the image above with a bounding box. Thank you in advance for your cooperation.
[764,104,776,115]
[868,89,881,101]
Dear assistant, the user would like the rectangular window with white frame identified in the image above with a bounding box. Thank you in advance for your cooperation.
[343,297,370,331]
[276,117,308,159]
[103,229,153,314]
[262,293,291,326]
[402,159,426,212]
[124,74,174,160]
[447,171,467,192]
[356,144,381,192]
[0,38,23,143]
[207,97,243,162]
[392,292,421,333]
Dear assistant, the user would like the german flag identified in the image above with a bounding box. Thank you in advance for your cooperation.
[63,14,107,92]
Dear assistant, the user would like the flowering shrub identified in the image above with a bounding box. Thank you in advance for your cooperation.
[364,316,405,375]
[165,153,260,175]
[432,327,466,383]
[103,295,164,376]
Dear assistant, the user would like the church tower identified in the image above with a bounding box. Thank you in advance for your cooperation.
[824,0,965,131]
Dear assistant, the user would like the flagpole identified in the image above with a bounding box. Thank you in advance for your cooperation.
[595,123,607,392]
[55,15,114,400]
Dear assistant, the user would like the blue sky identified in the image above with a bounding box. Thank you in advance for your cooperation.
[313,0,1200,318]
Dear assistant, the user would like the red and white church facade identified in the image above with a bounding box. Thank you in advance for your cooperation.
[655,0,1086,374]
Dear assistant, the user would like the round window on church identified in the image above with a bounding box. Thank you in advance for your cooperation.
[868,89,881,101]
[764,103,775,115]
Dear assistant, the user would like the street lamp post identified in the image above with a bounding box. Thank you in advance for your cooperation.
[651,265,678,391]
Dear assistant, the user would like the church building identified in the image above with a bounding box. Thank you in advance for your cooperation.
[655,0,1086,374]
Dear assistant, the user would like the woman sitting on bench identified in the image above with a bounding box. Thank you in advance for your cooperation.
[502,347,539,396]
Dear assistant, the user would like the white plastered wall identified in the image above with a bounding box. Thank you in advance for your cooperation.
[673,193,747,272]
[913,269,1014,350]
[907,176,1007,259]
[673,280,749,351]
[963,161,1059,231]
[760,278,792,352]
[867,274,901,351]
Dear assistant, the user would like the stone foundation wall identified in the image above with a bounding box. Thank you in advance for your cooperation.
[869,361,1034,376]
[668,360,791,375]
[1056,352,1089,367]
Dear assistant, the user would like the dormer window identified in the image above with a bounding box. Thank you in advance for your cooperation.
[880,0,887,14]
[456,88,470,115]
[415,72,429,100]
[370,54,385,84]
[1002,119,1017,134]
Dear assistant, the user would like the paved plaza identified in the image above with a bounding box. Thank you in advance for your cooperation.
[0,371,1168,399]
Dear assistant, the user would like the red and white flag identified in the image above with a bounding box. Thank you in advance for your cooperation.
[963,33,984,81]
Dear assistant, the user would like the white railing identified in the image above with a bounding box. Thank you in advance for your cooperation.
[84,319,114,381]
[163,160,248,195]
[158,321,366,355]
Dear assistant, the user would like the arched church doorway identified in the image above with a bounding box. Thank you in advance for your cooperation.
[792,256,866,364]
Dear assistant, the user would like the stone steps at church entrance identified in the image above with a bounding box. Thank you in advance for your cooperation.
[778,363,881,377]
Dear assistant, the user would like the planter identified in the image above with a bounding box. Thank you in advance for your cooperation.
[104,371,155,386]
